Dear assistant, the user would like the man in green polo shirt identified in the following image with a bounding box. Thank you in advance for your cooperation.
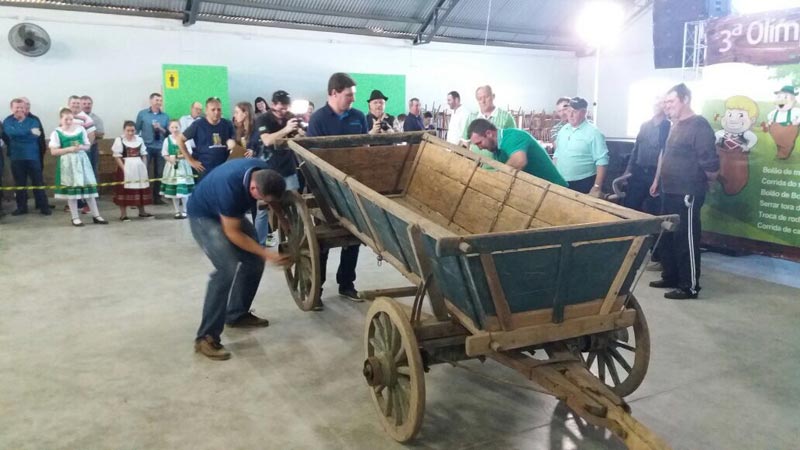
[467,119,567,186]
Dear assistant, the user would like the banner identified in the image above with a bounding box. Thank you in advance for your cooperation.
[701,85,800,248]
[349,73,406,117]
[706,7,800,66]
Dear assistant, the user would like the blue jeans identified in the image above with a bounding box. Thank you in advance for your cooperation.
[255,173,300,245]
[190,216,265,342]
[146,147,164,201]
[11,159,48,211]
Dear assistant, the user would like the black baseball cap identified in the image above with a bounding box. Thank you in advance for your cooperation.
[569,96,589,110]
[272,90,291,104]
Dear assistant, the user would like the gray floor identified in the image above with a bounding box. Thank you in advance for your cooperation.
[1,200,799,450]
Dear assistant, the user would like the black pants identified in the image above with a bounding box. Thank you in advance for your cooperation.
[319,245,359,290]
[567,174,596,194]
[660,193,704,294]
[11,160,48,211]
[623,166,659,214]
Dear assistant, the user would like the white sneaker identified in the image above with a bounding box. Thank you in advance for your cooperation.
[264,234,278,247]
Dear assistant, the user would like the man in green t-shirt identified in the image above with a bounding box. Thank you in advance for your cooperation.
[467,118,567,187]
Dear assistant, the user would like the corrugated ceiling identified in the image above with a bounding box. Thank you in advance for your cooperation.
[0,0,649,52]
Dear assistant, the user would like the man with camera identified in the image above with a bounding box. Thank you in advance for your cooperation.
[365,90,396,135]
[252,90,303,246]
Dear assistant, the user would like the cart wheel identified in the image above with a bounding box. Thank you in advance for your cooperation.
[577,295,650,397]
[363,297,425,443]
[275,191,321,311]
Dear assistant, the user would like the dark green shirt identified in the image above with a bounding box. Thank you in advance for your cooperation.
[496,128,567,187]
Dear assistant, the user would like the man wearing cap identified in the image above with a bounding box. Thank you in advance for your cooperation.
[553,97,609,197]
[366,90,396,135]
[253,90,303,246]
[467,118,567,186]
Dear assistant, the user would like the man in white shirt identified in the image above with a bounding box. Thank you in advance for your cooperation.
[81,95,103,176]
[445,90,469,145]
[179,101,203,152]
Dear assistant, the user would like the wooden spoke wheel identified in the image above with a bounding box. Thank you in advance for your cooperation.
[574,295,650,397]
[274,191,321,311]
[363,298,425,443]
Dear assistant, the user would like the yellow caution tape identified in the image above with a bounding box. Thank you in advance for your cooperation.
[0,175,198,191]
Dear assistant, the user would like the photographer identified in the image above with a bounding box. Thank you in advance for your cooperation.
[365,90,396,135]
[253,90,303,246]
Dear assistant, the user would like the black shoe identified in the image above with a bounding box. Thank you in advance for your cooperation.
[11,209,28,216]
[226,312,269,328]
[649,279,677,289]
[338,286,362,302]
[664,288,698,300]
[40,207,52,216]
[92,216,109,225]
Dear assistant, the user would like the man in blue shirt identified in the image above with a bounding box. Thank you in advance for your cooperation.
[179,97,236,182]
[135,93,170,204]
[2,98,51,215]
[187,158,291,360]
[403,98,424,132]
[306,72,368,304]
[553,97,609,197]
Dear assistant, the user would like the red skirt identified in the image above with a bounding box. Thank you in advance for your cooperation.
[113,168,153,206]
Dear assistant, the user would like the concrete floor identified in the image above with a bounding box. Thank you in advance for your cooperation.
[1,200,799,449]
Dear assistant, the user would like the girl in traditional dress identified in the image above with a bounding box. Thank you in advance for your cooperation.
[112,120,153,221]
[50,108,108,227]
[160,119,195,219]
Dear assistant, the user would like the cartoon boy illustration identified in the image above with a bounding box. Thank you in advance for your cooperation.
[765,85,800,160]
[715,95,758,195]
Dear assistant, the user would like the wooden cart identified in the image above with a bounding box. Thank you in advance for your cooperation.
[274,132,677,449]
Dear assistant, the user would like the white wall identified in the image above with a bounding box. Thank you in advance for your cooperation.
[1,6,578,135]
[576,9,684,138]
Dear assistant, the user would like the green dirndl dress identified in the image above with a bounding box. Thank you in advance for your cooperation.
[53,128,99,200]
[159,136,195,198]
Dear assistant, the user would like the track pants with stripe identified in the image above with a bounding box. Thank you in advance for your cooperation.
[660,193,704,294]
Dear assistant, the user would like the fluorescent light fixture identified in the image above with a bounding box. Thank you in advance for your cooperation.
[576,1,626,48]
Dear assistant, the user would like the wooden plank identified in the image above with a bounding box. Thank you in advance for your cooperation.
[416,143,476,184]
[279,130,431,149]
[465,309,637,356]
[394,197,471,235]
[551,243,574,323]
[488,173,518,232]
[447,161,480,223]
[536,191,620,226]
[352,191,385,254]
[479,253,513,331]
[444,299,483,336]
[401,140,427,196]
[482,297,624,330]
[435,218,669,257]
[406,163,468,219]
[468,167,514,202]
[310,144,413,194]
[600,236,646,314]
[493,205,531,232]
[408,224,449,321]
[298,162,337,225]
[392,143,416,192]
[506,178,547,216]
[452,188,503,234]
[359,286,419,300]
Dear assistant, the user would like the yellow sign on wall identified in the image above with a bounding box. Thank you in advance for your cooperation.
[165,70,179,89]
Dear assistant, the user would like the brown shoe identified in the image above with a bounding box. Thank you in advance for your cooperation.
[194,336,231,360]
[226,312,269,328]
